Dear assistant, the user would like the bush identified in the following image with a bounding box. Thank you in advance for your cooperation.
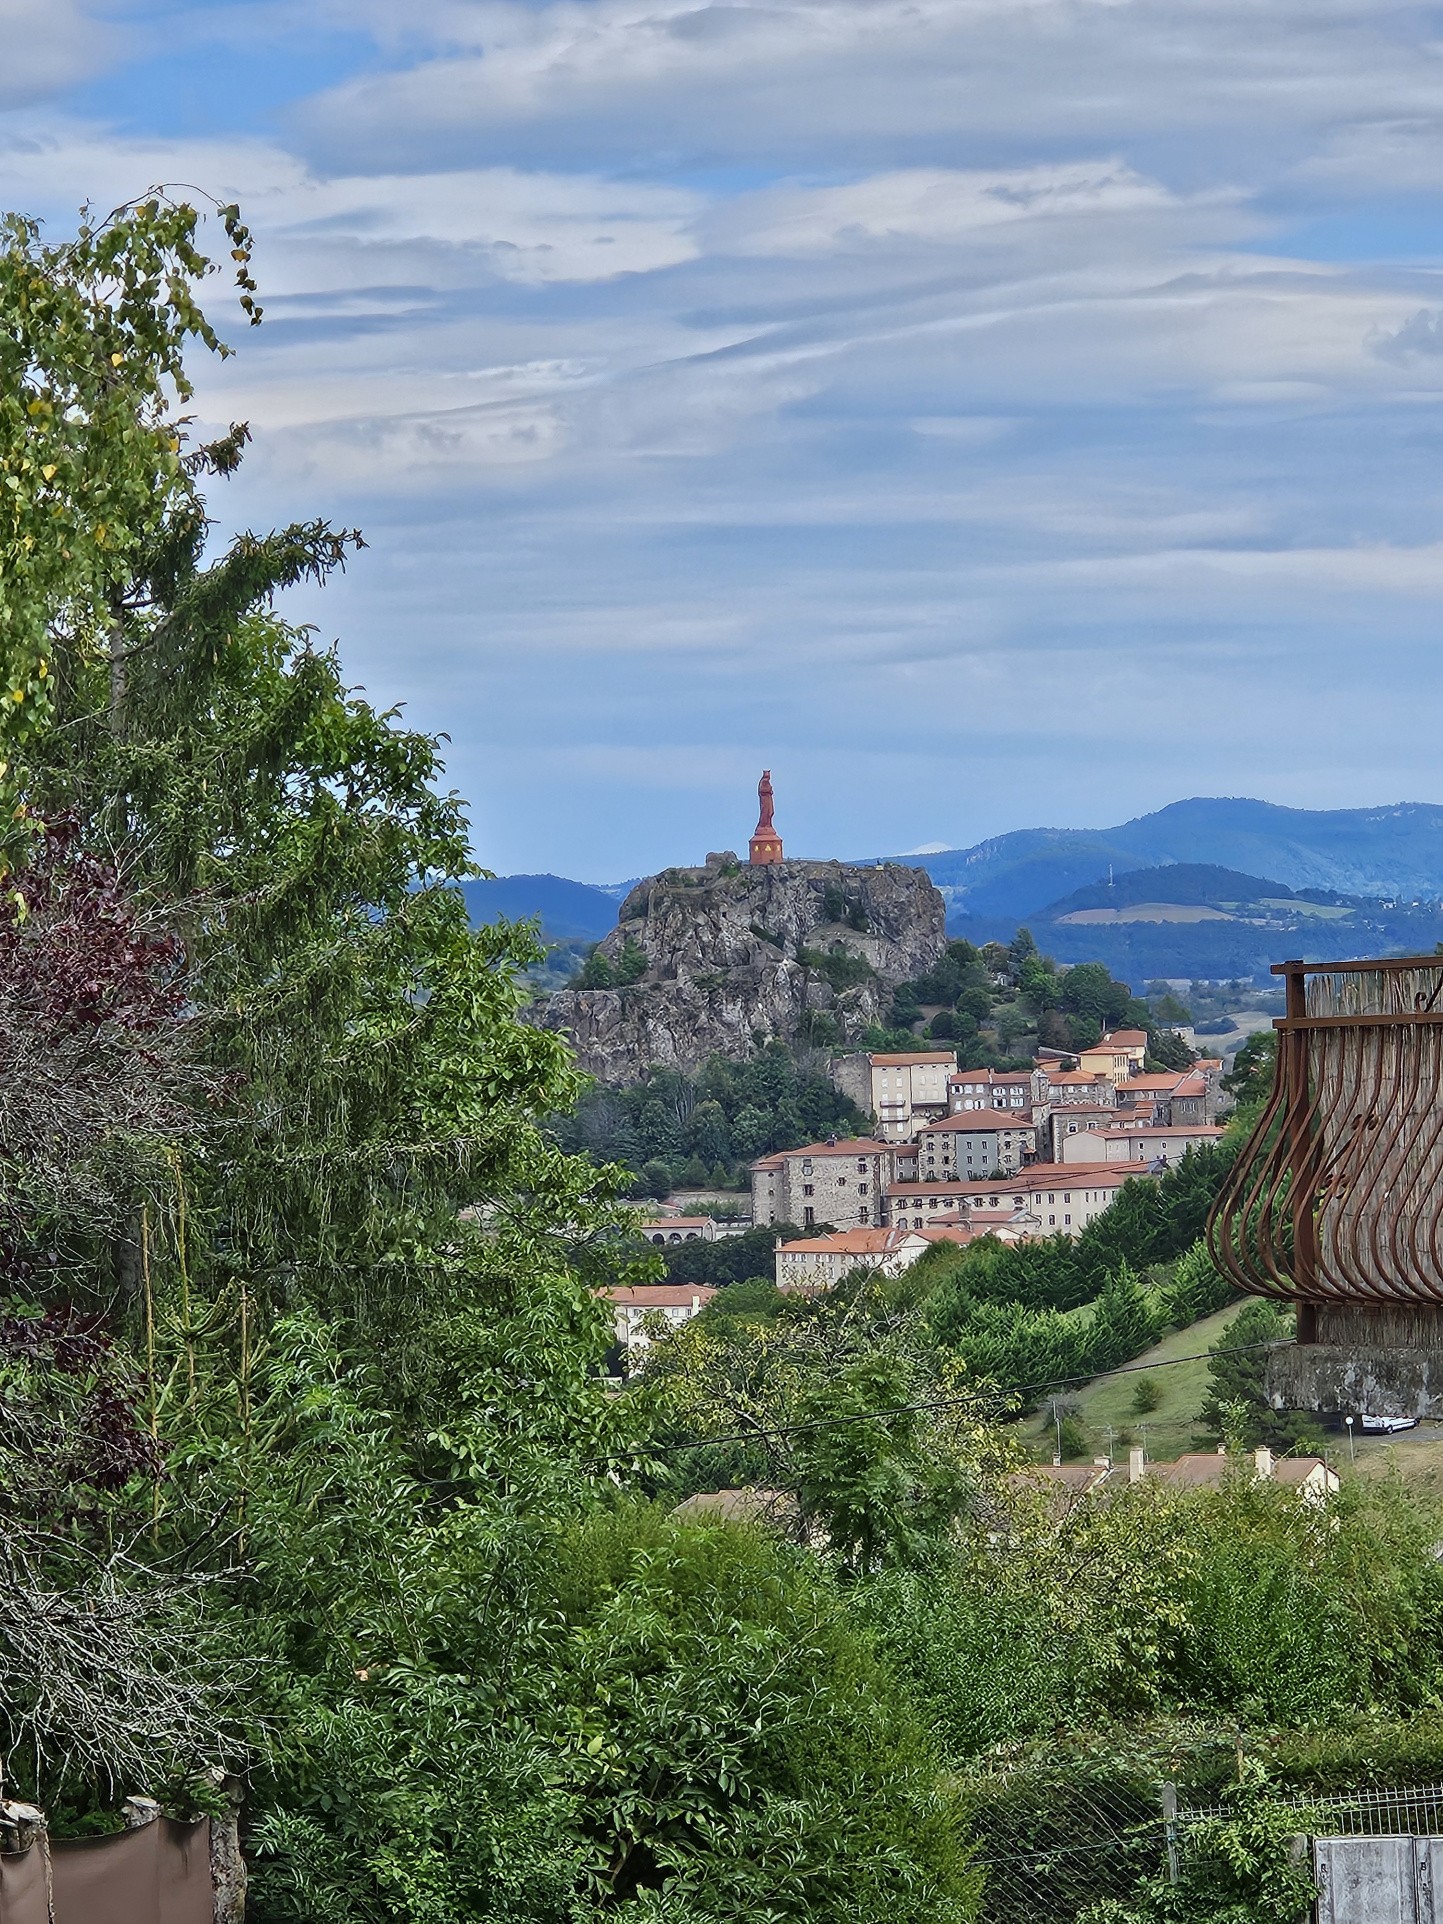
[1131,1377,1162,1416]
[1057,1416,1089,1459]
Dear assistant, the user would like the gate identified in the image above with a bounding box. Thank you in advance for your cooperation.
[1315,1835,1443,1924]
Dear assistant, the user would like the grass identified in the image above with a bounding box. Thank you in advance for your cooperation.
[1030,1301,1248,1464]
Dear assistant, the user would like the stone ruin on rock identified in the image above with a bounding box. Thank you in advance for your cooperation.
[532,773,946,1081]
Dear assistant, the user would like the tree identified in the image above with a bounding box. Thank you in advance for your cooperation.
[0,196,260,787]
[1199,1299,1321,1449]
[1148,1028,1196,1072]
[0,192,997,1920]
[1087,1262,1158,1373]
[1224,1030,1277,1109]
[1131,1376,1162,1416]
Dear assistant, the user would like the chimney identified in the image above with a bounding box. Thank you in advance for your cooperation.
[1128,1446,1146,1484]
[1216,1443,1227,1456]
[1254,1446,1274,1480]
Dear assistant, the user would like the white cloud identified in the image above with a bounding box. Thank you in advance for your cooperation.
[710,161,1181,257]
[298,0,1443,176]
[0,0,117,106]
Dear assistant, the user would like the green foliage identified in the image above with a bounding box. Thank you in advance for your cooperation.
[798,943,875,992]
[1148,1029,1197,1072]
[555,1045,867,1184]
[791,1355,968,1575]
[1132,1376,1163,1416]
[0,195,259,768]
[1198,1300,1324,1452]
[1057,1414,1089,1459]
[1079,1765,1320,1924]
[1224,1031,1277,1111]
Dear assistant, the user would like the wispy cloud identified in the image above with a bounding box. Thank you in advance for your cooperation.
[4,0,1443,874]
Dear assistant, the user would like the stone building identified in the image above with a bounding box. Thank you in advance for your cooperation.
[751,1137,899,1231]
[918,1109,1036,1180]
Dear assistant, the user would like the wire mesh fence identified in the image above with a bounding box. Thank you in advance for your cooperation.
[963,1769,1166,1924]
[964,1772,1443,1922]
[1179,1782,1443,1839]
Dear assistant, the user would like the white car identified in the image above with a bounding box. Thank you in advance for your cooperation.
[1359,1413,1419,1434]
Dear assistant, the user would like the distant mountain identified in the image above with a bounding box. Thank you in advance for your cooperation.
[461,874,624,942]
[986,861,1443,985]
[467,799,1443,981]
[873,799,1443,921]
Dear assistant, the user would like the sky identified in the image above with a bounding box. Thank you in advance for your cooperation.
[7,0,1443,880]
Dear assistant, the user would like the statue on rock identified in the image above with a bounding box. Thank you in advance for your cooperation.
[749,770,783,865]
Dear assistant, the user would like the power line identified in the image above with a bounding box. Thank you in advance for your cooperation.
[593,1338,1290,1468]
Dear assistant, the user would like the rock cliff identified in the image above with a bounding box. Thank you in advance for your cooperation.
[532,854,946,1079]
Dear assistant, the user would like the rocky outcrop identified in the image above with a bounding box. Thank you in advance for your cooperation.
[532,854,945,1079]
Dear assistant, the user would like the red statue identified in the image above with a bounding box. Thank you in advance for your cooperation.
[749,769,783,865]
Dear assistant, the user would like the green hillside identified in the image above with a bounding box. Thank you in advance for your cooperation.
[1032,1300,1249,1464]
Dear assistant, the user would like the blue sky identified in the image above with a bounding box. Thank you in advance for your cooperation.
[8,0,1443,879]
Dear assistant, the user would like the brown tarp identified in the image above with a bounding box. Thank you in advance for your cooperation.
[2,1818,212,1924]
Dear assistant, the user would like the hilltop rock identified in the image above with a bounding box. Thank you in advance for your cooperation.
[532,856,946,1079]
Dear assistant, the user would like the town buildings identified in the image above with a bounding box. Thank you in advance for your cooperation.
[1055,1122,1226,1167]
[832,1049,954,1142]
[774,1225,931,1291]
[918,1109,1036,1178]
[634,1216,724,1245]
[949,1068,1032,1112]
[885,1163,1136,1235]
[751,1138,898,1231]
[601,1284,718,1357]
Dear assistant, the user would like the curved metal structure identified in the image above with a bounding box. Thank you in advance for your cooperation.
[1209,955,1443,1336]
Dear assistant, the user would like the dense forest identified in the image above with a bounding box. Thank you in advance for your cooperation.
[8,197,1443,1924]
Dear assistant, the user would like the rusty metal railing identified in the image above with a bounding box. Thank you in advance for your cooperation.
[1208,955,1443,1323]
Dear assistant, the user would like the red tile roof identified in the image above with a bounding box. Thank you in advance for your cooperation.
[922,1108,1033,1132]
[777,1227,921,1255]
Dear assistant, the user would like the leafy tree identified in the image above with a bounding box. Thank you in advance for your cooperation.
[791,1355,967,1576]
[1224,1030,1277,1109]
[1056,1414,1089,1460]
[1148,1028,1197,1072]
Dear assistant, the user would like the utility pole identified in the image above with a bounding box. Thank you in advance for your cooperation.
[1345,1413,1355,1466]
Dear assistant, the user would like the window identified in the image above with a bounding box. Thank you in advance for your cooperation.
[1064,1214,1072,1225]
[837,1176,847,1186]
[859,1207,869,1223]
[802,1183,814,1197]
[857,1160,867,1173]
[802,1160,813,1175]
[1048,1214,1056,1226]
[858,1182,869,1195]
[803,1207,815,1227]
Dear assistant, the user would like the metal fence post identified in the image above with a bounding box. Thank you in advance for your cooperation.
[1161,1783,1180,1887]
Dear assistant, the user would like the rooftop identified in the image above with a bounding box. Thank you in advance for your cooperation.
[601,1285,719,1308]
[871,1050,956,1066]
[922,1107,1033,1132]
[777,1226,921,1255]
[752,1137,893,1164]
